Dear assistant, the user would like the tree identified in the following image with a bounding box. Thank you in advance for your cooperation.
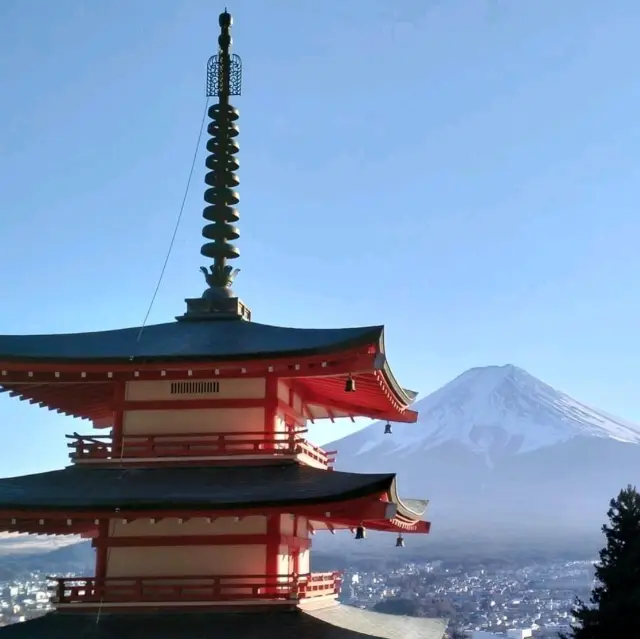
[561,484,640,638]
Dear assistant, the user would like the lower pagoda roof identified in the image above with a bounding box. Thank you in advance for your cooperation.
[0,606,448,639]
[0,464,426,521]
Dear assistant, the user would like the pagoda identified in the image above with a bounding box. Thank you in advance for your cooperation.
[0,11,447,639]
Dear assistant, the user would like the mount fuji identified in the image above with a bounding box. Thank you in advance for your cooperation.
[325,365,640,553]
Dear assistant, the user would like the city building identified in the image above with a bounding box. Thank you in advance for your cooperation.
[0,11,447,639]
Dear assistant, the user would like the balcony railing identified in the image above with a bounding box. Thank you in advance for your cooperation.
[49,572,342,606]
[67,432,336,468]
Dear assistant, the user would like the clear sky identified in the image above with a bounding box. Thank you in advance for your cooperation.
[1,0,640,476]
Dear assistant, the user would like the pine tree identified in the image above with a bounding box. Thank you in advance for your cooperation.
[561,484,640,638]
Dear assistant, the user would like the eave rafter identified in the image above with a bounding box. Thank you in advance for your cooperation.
[0,489,424,537]
[308,516,430,535]
[295,374,417,423]
[0,344,416,422]
[0,348,376,381]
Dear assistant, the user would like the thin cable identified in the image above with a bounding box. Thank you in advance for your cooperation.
[135,97,210,344]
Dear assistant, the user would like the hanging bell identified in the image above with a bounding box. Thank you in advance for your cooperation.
[395,534,405,548]
[345,375,356,393]
[354,525,366,540]
[384,422,392,434]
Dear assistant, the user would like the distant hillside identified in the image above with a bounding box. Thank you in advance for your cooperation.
[0,541,93,580]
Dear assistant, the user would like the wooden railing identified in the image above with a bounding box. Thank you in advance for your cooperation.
[49,572,342,605]
[67,432,336,468]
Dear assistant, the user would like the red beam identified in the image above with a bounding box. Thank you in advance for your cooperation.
[0,349,376,377]
[94,534,263,547]
[266,514,280,577]
[122,398,266,411]
[0,499,391,522]
[276,399,305,426]
[0,495,394,534]
[91,534,311,549]
[95,520,109,579]
[264,376,277,443]
[112,383,125,456]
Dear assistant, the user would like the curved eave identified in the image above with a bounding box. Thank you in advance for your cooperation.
[309,518,431,535]
[375,329,419,409]
[0,321,385,365]
[388,477,429,526]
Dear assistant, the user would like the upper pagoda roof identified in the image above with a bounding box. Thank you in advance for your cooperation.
[0,606,448,638]
[0,320,417,422]
[0,320,383,364]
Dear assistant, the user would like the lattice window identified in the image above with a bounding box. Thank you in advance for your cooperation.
[170,381,220,395]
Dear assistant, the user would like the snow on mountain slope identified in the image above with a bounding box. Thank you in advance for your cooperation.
[329,364,640,458]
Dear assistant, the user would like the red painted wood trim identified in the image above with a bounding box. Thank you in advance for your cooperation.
[265,515,280,578]
[0,493,392,523]
[277,401,305,429]
[292,515,301,574]
[264,376,277,439]
[111,383,125,457]
[94,519,109,579]
[122,398,265,411]
[91,534,311,549]
[94,534,267,547]
[0,350,376,376]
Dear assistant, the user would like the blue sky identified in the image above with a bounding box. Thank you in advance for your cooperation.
[1,0,640,476]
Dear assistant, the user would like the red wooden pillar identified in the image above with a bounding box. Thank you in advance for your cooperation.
[93,519,109,583]
[265,514,281,594]
[111,382,126,458]
[264,376,278,450]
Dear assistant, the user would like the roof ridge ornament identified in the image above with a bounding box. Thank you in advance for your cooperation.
[179,10,251,322]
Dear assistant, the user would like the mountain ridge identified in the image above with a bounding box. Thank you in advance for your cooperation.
[322,364,640,550]
[329,364,640,462]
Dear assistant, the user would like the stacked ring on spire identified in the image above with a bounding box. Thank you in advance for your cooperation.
[201,103,240,262]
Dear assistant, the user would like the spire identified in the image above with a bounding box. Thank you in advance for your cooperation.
[180,10,251,322]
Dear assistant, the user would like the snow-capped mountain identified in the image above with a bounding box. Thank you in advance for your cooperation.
[329,364,640,461]
[324,365,640,551]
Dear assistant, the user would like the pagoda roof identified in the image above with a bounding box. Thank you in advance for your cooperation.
[0,321,383,364]
[0,464,425,521]
[0,320,418,423]
[0,607,448,638]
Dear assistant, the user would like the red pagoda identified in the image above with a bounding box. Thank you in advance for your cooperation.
[0,12,447,639]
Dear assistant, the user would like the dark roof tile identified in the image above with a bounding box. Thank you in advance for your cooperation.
[0,321,383,363]
[0,465,394,511]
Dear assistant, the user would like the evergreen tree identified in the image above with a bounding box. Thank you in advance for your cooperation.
[561,484,640,638]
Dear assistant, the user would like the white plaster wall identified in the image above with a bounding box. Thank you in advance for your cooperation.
[106,545,266,578]
[296,516,308,538]
[126,378,266,401]
[277,551,292,578]
[109,516,267,537]
[276,381,289,403]
[298,550,310,574]
[279,514,295,537]
[274,415,287,435]
[122,407,265,436]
